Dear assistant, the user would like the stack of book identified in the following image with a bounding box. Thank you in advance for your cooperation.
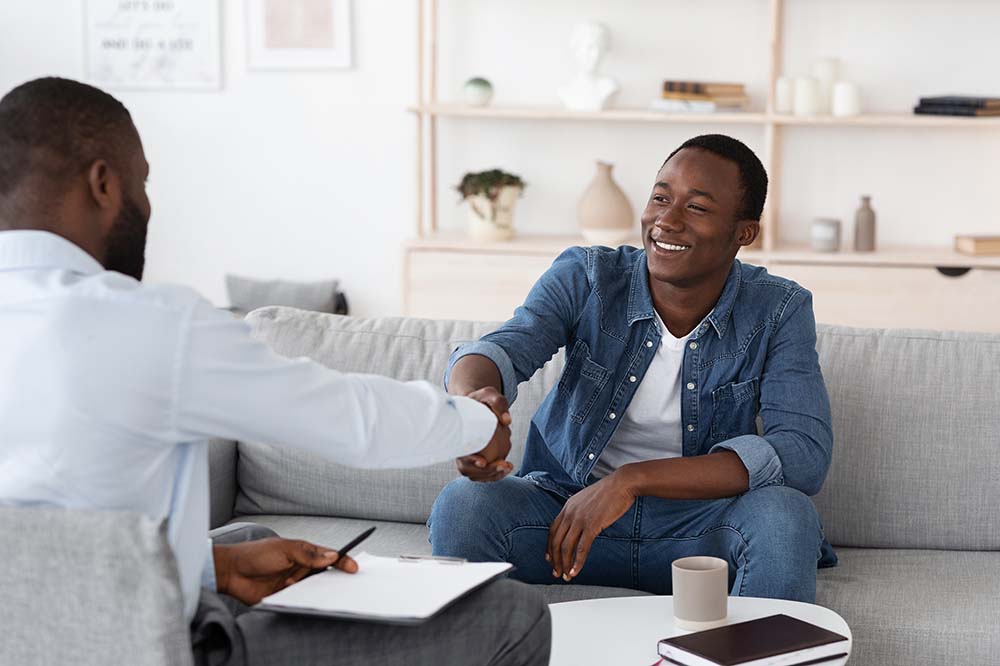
[651,80,750,114]
[914,96,1000,117]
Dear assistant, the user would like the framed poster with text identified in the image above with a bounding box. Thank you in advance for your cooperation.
[85,0,222,90]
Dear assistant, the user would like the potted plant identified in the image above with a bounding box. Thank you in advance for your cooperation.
[456,169,525,241]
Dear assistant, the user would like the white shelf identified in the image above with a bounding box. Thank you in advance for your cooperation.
[406,233,1000,269]
[409,104,767,124]
[411,105,1000,129]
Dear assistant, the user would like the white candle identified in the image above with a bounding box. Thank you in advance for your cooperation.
[793,77,821,116]
[832,81,862,116]
[774,76,793,114]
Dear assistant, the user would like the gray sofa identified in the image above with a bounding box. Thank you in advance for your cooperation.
[206,308,1000,665]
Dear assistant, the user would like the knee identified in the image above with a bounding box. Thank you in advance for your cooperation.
[429,477,504,546]
[729,486,820,549]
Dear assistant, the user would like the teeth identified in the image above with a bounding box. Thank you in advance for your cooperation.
[655,241,690,251]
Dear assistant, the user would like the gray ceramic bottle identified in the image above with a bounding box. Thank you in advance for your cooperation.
[854,195,876,252]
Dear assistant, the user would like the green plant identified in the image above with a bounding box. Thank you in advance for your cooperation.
[456,169,525,201]
[456,169,525,226]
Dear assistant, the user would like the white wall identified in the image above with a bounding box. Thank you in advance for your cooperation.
[3,1,1000,315]
[0,0,416,315]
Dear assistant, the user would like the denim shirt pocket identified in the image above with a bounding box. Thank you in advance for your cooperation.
[557,339,611,424]
[710,376,760,442]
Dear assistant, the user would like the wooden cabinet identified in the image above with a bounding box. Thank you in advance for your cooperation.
[404,236,1000,332]
[774,264,1000,332]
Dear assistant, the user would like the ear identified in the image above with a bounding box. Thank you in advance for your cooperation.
[736,219,760,247]
[85,159,121,211]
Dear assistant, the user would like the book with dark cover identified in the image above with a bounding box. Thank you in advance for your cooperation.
[658,614,849,666]
[918,95,1000,108]
[914,104,1000,116]
[663,81,745,96]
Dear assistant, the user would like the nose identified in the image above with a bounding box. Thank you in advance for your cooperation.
[655,206,684,233]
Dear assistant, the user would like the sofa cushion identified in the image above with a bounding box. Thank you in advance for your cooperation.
[234,308,563,523]
[812,326,1000,550]
[816,547,1000,664]
[0,507,192,666]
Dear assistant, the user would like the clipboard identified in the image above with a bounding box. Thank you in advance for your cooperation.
[254,552,513,625]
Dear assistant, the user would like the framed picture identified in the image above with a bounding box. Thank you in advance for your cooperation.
[84,0,222,91]
[247,0,353,70]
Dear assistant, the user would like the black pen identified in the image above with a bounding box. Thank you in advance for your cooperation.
[301,526,376,580]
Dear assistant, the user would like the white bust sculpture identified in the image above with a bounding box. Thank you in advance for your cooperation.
[558,21,618,112]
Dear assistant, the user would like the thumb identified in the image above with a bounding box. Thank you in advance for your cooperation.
[288,540,339,569]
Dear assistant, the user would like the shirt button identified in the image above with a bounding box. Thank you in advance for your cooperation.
[687,382,696,390]
[609,412,617,420]
[588,453,595,460]
[629,375,637,383]
[646,340,654,348]
[687,424,695,432]
[689,341,698,350]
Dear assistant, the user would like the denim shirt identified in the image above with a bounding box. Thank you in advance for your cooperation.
[446,246,833,499]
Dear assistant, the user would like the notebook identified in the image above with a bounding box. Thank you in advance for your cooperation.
[255,552,512,625]
[658,614,849,666]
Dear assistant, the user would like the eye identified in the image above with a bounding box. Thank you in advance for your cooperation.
[653,194,669,204]
[688,204,707,212]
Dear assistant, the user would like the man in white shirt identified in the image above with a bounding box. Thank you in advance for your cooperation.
[0,77,548,666]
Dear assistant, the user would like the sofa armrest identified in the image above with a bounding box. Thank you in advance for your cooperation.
[208,438,238,529]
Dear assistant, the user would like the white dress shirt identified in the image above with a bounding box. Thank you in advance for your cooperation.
[592,312,690,478]
[0,230,497,621]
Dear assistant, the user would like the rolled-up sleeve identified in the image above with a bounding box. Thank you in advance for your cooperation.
[445,246,592,405]
[712,288,833,496]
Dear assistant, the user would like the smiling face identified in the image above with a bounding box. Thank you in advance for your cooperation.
[641,147,759,289]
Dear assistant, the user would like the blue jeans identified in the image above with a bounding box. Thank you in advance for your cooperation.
[429,476,829,602]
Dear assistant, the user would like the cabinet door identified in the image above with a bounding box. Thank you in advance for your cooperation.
[774,264,1000,332]
[405,250,553,321]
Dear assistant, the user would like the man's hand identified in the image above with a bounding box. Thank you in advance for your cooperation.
[213,537,358,605]
[546,472,637,581]
[456,386,514,482]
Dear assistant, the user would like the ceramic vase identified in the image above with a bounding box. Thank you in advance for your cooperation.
[467,185,520,241]
[578,162,634,246]
[854,196,876,251]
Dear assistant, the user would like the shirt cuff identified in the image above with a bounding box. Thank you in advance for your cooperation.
[201,538,218,591]
[445,340,520,405]
[450,395,499,456]
[709,434,784,491]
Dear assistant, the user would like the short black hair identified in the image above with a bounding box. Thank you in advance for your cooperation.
[0,77,134,201]
[662,134,768,221]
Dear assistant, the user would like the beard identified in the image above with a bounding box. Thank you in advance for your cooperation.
[104,193,149,281]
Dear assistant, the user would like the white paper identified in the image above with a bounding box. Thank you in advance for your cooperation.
[258,553,512,621]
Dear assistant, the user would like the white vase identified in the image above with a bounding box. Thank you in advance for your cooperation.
[466,185,520,241]
[578,161,634,246]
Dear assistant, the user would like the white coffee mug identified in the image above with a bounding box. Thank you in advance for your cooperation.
[793,77,821,116]
[672,556,729,631]
[774,76,794,114]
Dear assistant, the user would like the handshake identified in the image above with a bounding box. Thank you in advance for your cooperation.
[457,387,515,483]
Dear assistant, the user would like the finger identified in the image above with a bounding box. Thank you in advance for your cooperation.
[479,391,512,426]
[457,459,495,481]
[460,454,489,469]
[559,523,584,581]
[569,530,596,580]
[332,554,358,574]
[284,564,314,587]
[547,513,568,577]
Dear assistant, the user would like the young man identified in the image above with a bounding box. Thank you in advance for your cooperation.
[0,78,547,666]
[431,134,837,602]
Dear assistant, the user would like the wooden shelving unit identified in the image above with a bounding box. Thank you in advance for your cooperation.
[406,0,1000,331]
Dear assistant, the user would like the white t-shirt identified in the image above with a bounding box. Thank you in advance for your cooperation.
[592,312,692,478]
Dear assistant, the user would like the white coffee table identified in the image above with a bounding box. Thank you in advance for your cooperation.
[549,595,851,666]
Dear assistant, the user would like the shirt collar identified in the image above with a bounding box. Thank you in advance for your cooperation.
[0,230,104,276]
[629,253,743,339]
